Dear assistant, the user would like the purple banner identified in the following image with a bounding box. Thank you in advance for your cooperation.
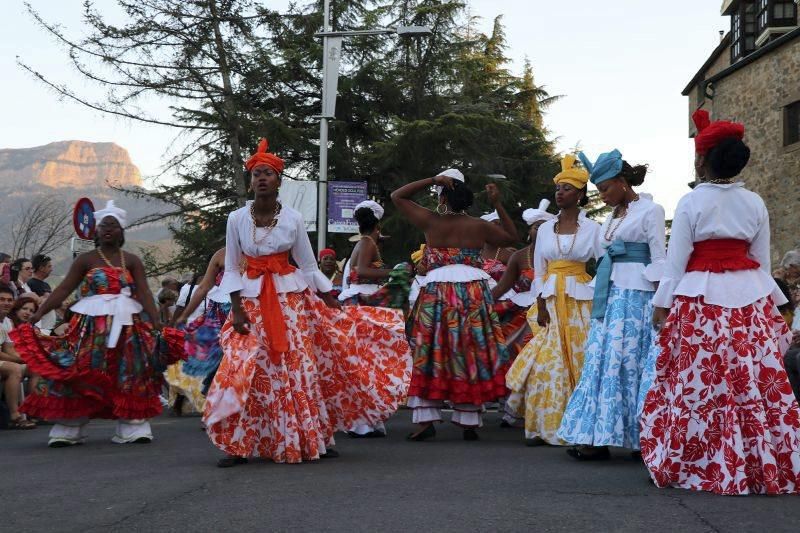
[327,181,368,233]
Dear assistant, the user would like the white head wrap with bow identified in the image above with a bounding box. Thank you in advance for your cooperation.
[522,199,555,226]
[354,200,384,221]
[93,200,127,228]
[434,168,465,196]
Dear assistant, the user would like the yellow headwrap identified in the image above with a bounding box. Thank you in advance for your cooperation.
[553,154,589,189]
[411,244,426,264]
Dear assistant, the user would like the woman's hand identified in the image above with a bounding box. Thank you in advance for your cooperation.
[486,183,501,206]
[320,292,342,310]
[231,306,250,335]
[652,307,669,330]
[536,299,550,328]
[173,315,187,329]
[152,319,163,332]
[432,174,456,190]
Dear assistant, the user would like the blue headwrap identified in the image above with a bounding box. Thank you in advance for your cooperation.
[578,149,623,185]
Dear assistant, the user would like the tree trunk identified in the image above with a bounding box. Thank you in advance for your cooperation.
[208,0,247,206]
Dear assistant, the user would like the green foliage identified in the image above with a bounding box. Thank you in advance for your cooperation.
[26,0,563,270]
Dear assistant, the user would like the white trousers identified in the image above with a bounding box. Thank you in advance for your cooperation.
[407,397,483,428]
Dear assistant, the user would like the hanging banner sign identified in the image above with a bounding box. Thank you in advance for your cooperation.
[327,181,368,233]
[279,179,318,232]
[321,36,343,117]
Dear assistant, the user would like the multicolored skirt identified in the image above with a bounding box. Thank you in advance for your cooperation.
[557,287,656,449]
[182,301,231,377]
[505,296,592,444]
[13,319,185,421]
[640,295,800,495]
[494,299,534,362]
[203,290,410,463]
[407,279,509,406]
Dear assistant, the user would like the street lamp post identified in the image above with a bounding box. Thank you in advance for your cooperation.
[315,2,431,251]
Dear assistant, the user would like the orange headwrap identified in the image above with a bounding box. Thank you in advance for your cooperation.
[692,110,745,155]
[245,138,285,174]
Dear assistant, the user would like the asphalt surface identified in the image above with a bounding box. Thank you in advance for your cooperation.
[2,411,800,533]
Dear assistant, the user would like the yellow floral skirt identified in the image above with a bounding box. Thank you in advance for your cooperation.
[505,296,591,444]
[165,361,206,413]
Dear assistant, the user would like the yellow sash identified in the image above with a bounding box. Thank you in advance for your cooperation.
[546,260,591,389]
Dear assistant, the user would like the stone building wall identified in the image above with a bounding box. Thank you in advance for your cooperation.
[707,38,800,264]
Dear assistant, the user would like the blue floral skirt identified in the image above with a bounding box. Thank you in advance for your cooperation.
[557,286,656,449]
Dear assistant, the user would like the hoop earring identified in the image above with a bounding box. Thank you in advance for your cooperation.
[436,204,447,215]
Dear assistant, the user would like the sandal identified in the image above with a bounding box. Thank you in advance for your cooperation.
[406,424,436,442]
[10,416,36,430]
[566,446,611,461]
[217,456,248,468]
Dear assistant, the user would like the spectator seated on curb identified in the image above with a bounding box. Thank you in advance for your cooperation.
[0,284,35,429]
[776,278,800,403]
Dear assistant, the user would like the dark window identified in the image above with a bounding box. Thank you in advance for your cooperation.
[785,101,800,146]
[773,0,797,23]
[732,1,758,61]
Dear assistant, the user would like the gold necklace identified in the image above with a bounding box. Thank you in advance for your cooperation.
[554,216,579,258]
[604,194,640,241]
[250,201,281,243]
[97,248,126,272]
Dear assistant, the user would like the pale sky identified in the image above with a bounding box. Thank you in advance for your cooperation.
[0,0,729,215]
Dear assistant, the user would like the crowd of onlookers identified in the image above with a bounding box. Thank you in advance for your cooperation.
[774,249,800,403]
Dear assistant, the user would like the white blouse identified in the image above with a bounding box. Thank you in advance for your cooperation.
[534,211,602,301]
[653,182,786,309]
[592,194,666,292]
[219,203,332,298]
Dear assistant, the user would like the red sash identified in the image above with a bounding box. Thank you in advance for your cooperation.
[686,239,760,273]
[244,252,296,353]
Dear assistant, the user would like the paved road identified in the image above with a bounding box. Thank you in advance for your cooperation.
[2,412,799,532]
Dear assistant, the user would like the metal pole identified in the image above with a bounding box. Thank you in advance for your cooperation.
[317,0,331,252]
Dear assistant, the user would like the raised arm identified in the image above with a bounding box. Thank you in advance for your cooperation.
[482,184,517,247]
[390,176,441,231]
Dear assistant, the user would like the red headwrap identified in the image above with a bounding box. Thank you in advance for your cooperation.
[245,138,285,174]
[319,248,336,260]
[692,109,745,155]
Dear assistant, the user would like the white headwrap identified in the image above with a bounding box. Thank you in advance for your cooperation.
[522,199,555,226]
[354,200,384,221]
[434,168,465,196]
[94,200,127,228]
[782,250,800,268]
[480,211,500,222]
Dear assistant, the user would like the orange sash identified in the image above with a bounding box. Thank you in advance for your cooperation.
[244,252,296,353]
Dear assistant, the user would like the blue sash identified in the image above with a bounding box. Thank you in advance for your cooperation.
[592,240,651,320]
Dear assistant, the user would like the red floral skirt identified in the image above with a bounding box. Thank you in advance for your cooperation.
[13,319,185,421]
[203,291,410,463]
[640,295,800,495]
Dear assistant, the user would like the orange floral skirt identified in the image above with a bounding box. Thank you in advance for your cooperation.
[203,290,410,463]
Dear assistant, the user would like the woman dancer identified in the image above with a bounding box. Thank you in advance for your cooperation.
[504,155,601,446]
[640,111,800,495]
[165,248,229,414]
[491,200,555,362]
[392,169,517,441]
[337,199,412,438]
[203,139,408,466]
[13,201,184,446]
[480,211,515,282]
[556,150,665,459]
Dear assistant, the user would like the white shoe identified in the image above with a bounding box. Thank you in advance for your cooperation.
[112,420,153,444]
